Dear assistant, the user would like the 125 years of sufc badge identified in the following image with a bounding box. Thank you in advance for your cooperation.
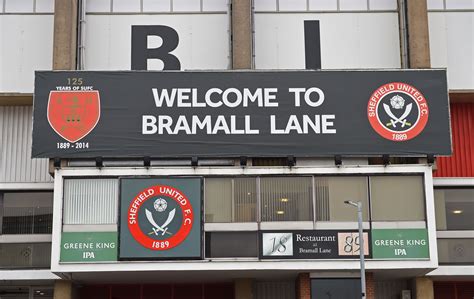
[367,82,429,141]
[47,90,100,143]
[127,185,194,251]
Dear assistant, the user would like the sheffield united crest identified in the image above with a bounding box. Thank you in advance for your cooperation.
[127,185,194,251]
[367,82,429,141]
[47,91,101,143]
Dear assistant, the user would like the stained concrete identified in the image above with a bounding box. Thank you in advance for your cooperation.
[54,280,72,299]
[232,0,252,69]
[406,0,431,68]
[53,0,78,70]
[415,277,434,299]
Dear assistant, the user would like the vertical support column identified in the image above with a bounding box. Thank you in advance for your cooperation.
[235,278,254,299]
[414,277,434,299]
[53,0,78,70]
[231,0,253,69]
[50,0,78,174]
[53,280,72,299]
[297,273,311,299]
[366,272,375,299]
[406,0,431,68]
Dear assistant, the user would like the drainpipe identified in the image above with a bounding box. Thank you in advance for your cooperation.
[77,0,86,70]
[398,0,409,68]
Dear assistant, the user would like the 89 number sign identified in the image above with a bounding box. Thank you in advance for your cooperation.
[337,232,369,256]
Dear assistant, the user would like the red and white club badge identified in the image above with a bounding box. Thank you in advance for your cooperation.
[367,82,429,141]
[127,185,194,251]
[47,91,100,143]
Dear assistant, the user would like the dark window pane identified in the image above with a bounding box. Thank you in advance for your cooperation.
[0,243,51,269]
[174,284,202,299]
[143,284,172,299]
[0,287,29,299]
[260,177,312,221]
[434,189,474,230]
[434,282,456,299]
[203,283,234,299]
[256,281,295,299]
[205,232,257,258]
[374,280,409,299]
[79,285,110,299]
[110,285,140,299]
[438,239,474,265]
[311,279,361,299]
[32,288,54,299]
[2,192,53,234]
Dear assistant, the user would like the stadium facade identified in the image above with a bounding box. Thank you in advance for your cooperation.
[0,0,473,298]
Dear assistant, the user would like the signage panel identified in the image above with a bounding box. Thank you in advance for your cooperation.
[60,232,118,262]
[32,70,450,158]
[260,230,370,259]
[371,229,429,259]
[119,178,202,260]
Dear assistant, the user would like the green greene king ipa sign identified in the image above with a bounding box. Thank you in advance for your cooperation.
[371,229,429,259]
[60,232,118,262]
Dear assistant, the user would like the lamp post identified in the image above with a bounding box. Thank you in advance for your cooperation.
[344,200,366,299]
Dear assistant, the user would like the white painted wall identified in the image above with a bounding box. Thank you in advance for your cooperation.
[429,12,474,90]
[85,14,230,70]
[0,15,54,93]
[254,13,401,69]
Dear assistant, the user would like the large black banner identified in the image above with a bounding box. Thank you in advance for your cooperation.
[32,70,450,158]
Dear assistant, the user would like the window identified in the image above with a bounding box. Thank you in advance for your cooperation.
[63,179,118,225]
[314,176,369,221]
[0,243,51,269]
[205,232,258,258]
[434,188,474,230]
[1,192,53,234]
[4,0,34,13]
[370,176,425,221]
[0,287,29,298]
[260,177,312,221]
[311,279,361,299]
[438,239,474,265]
[32,288,54,299]
[205,178,257,223]
[143,0,171,12]
[255,281,296,299]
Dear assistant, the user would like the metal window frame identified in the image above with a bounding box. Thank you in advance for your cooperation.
[433,186,474,232]
[0,286,54,299]
[368,174,427,222]
[0,190,54,240]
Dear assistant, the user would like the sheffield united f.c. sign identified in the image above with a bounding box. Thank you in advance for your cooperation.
[127,185,194,251]
[368,82,429,142]
[119,178,202,260]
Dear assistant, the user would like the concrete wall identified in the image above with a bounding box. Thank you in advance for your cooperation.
[0,15,54,93]
[84,14,230,70]
[254,13,401,69]
[429,12,474,90]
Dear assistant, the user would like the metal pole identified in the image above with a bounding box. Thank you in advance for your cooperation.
[357,201,366,299]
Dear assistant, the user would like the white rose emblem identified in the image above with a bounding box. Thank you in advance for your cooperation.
[154,198,167,212]
[390,95,405,109]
